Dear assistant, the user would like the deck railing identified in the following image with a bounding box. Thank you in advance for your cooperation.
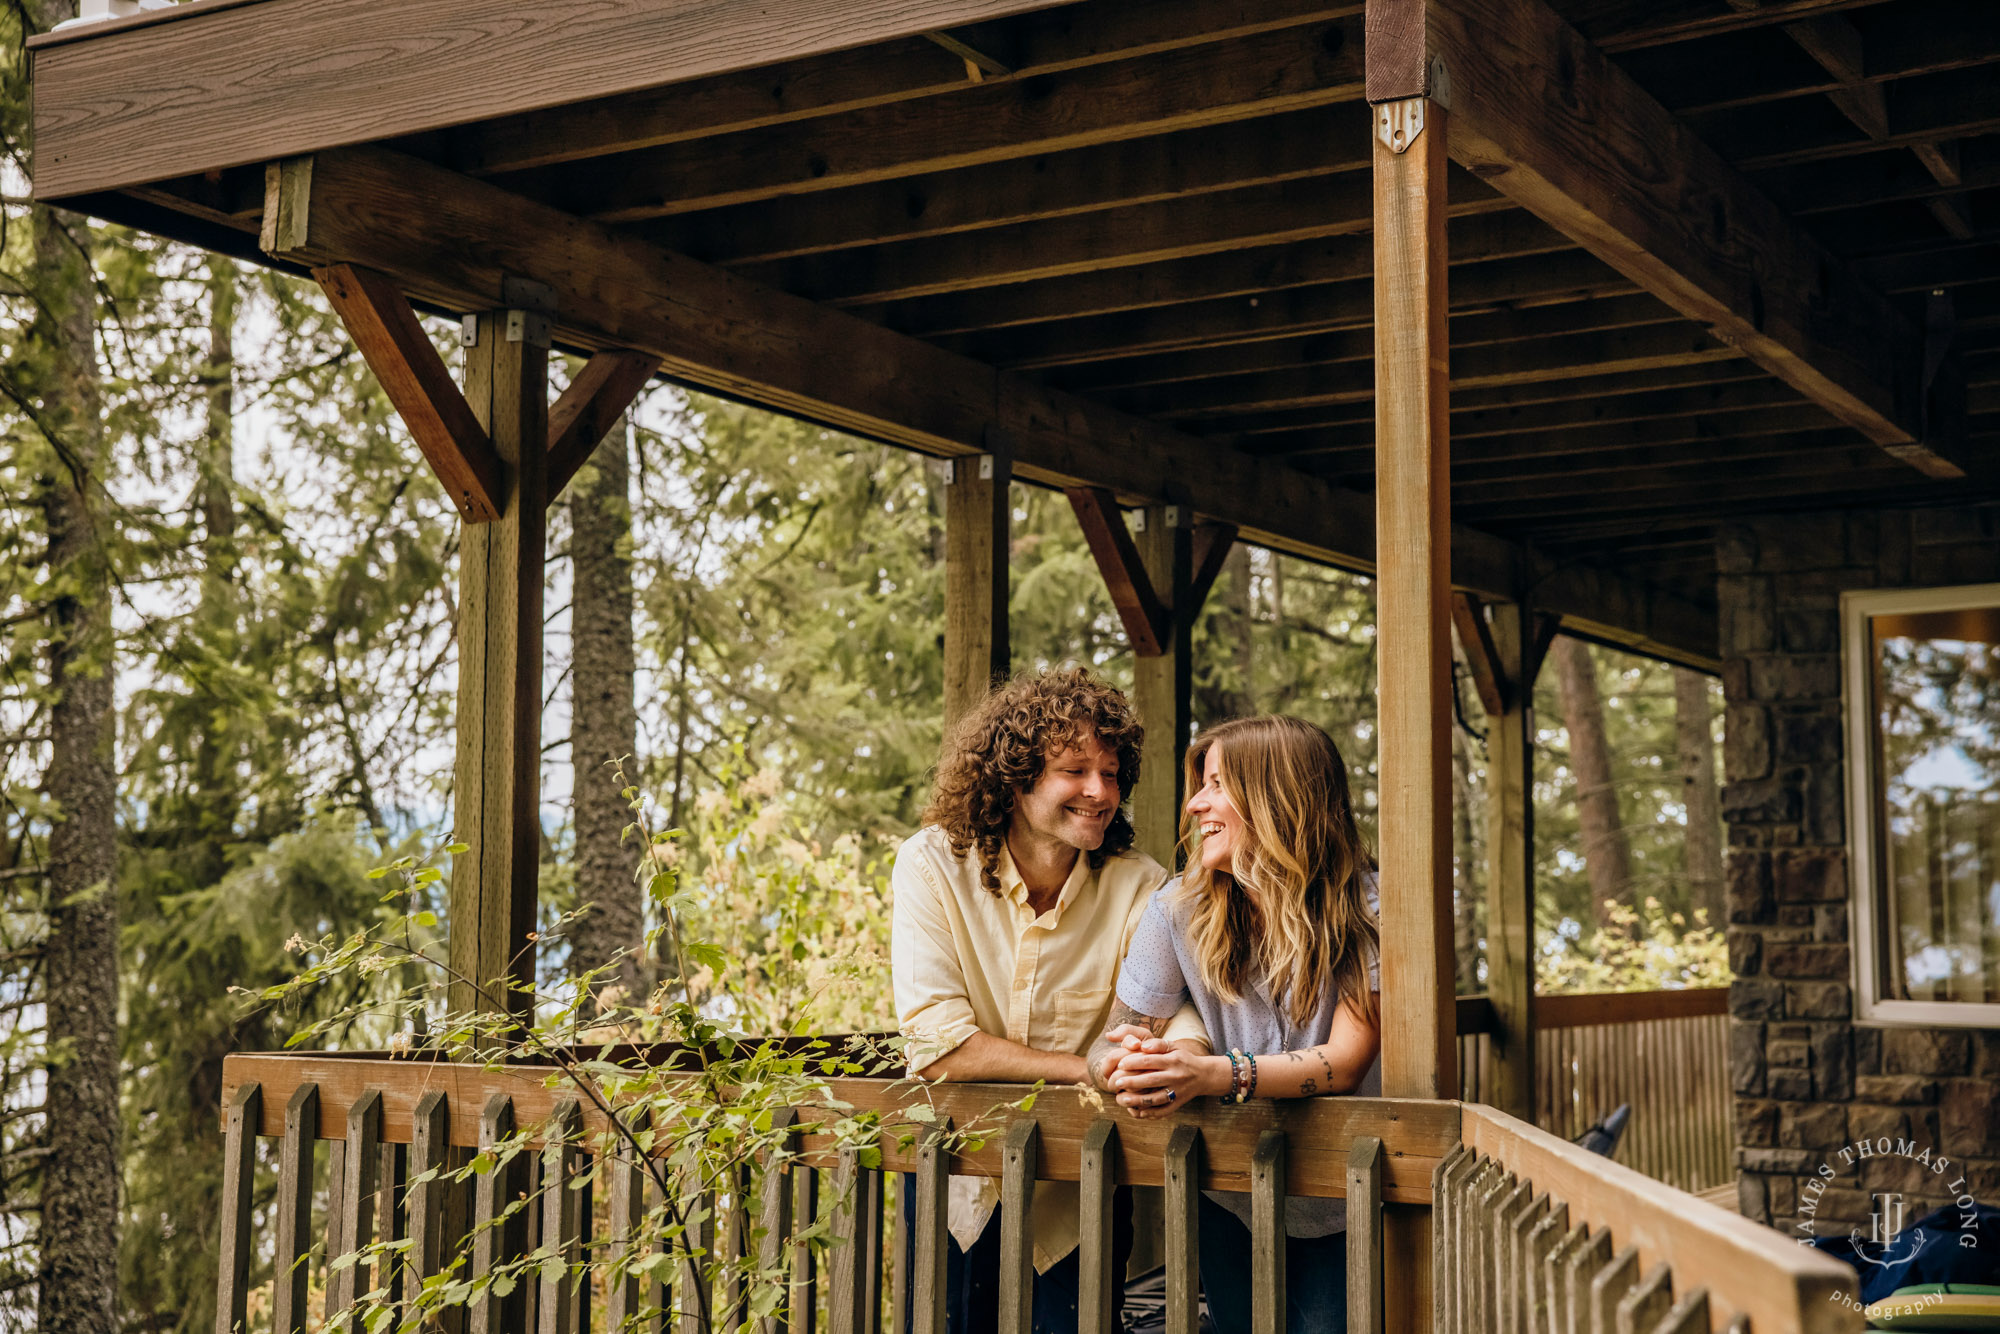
[1456,988,1731,1194]
[214,1048,1854,1334]
[1438,1103,1857,1334]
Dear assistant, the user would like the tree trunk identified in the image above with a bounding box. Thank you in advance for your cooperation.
[1552,636,1630,927]
[1674,666,1725,928]
[28,185,122,1333]
[566,421,651,1001]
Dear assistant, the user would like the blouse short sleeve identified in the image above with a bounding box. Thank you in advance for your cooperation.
[1114,889,1188,1019]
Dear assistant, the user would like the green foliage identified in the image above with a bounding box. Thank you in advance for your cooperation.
[1537,897,1730,993]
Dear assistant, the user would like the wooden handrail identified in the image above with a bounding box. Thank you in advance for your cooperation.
[220,1052,1458,1201]
[1450,1102,1858,1333]
[1455,986,1727,1035]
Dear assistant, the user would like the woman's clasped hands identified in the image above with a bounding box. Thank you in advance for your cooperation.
[1094,1023,1226,1119]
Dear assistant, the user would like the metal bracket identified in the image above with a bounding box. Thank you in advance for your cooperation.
[1377,98,1425,153]
[943,454,997,484]
[504,308,552,348]
[1428,56,1453,111]
[459,315,479,347]
[1163,505,1186,528]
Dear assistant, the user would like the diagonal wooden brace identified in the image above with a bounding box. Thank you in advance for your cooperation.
[313,263,505,523]
[1065,486,1170,658]
[1188,521,1239,613]
[546,349,661,501]
[1451,593,1510,716]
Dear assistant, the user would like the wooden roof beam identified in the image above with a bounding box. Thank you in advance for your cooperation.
[257,145,1716,668]
[1385,0,1957,476]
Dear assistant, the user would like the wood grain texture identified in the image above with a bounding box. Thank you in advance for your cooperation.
[1429,0,1934,461]
[1065,488,1170,658]
[911,1124,949,1334]
[546,350,659,502]
[214,1082,259,1334]
[537,1099,584,1334]
[1462,1106,1860,1334]
[1483,601,1536,1122]
[1132,503,1194,871]
[469,1094,514,1334]
[1164,1126,1202,1334]
[827,1152,868,1334]
[1077,1121,1117,1334]
[255,146,1716,665]
[942,450,1010,728]
[1364,0,1429,103]
[29,0,1095,199]
[758,1110,801,1334]
[998,1120,1038,1334]
[220,1054,1460,1200]
[1250,1130,1287,1334]
[405,1091,451,1310]
[309,262,502,523]
[327,1089,382,1334]
[271,1084,318,1334]
[448,311,547,1022]
[1372,100,1456,1104]
[502,19,1366,221]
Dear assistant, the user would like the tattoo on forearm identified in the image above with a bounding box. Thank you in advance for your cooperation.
[1315,1050,1336,1085]
[1283,1051,1304,1064]
[1302,1078,1318,1095]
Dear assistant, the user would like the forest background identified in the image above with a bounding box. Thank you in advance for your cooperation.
[0,3,1724,1329]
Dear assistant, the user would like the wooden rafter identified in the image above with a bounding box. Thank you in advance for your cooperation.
[1407,0,1953,473]
[1065,488,1171,658]
[1450,594,1508,717]
[547,351,660,501]
[252,145,1717,667]
[309,263,503,524]
[1188,522,1240,613]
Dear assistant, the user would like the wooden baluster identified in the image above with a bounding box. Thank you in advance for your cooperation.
[1077,1121,1117,1334]
[1507,1192,1551,1334]
[1542,1223,1588,1334]
[540,1097,584,1334]
[911,1121,950,1334]
[1587,1247,1641,1334]
[1455,1157,1496,1334]
[522,1147,545,1325]
[470,1093,515,1334]
[325,1137,347,1297]
[1495,1180,1535,1334]
[827,1150,868,1334]
[760,1110,801,1334]
[272,1084,319,1334]
[1560,1229,1612,1334]
[1250,1130,1287,1334]
[1347,1135,1384,1334]
[379,1140,408,1311]
[1656,1290,1710,1334]
[794,1165,822,1334]
[1164,1125,1201,1334]
[1471,1169,1515,1333]
[406,1091,451,1316]
[1614,1265,1672,1334]
[1523,1203,1569,1334]
[605,1133,647,1331]
[681,1190,715,1334]
[214,1082,261,1334]
[998,1120,1039,1334]
[649,1173,673,1334]
[329,1089,383,1334]
[861,1166,883,1334]
[717,1159,751,1332]
[887,1172,904,1334]
[1440,1144,1472,1334]
[1440,1148,1479,1334]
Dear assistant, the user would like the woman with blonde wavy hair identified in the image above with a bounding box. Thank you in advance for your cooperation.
[1086,714,1380,1333]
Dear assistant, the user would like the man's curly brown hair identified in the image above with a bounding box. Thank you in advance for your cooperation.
[921,666,1145,894]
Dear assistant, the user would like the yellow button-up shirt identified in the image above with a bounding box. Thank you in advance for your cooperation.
[891,825,1200,1271]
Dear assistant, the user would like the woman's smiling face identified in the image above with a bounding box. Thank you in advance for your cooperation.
[1185,743,1243,874]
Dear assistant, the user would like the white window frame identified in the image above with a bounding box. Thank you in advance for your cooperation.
[1843,582,2000,1027]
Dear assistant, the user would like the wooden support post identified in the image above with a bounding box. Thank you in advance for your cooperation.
[942,447,1011,728]
[1132,504,1192,870]
[1372,26,1453,1334]
[449,306,550,1021]
[1483,601,1537,1123]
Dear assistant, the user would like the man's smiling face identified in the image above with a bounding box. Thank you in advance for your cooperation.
[1012,733,1122,853]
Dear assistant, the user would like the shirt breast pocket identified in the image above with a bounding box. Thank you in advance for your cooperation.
[1038,986,1113,1053]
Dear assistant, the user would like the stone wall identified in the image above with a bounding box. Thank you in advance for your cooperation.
[1717,503,2000,1240]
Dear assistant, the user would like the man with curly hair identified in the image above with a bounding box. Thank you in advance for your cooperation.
[893,665,1200,1332]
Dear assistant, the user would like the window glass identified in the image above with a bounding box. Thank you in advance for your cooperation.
[1869,606,2000,1003]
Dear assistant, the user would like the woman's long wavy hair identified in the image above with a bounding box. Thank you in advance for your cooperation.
[921,667,1144,894]
[1178,715,1379,1028]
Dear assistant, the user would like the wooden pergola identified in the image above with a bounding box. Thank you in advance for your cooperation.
[29,0,1997,1324]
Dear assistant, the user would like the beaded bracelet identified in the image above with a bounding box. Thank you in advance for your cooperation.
[1223,1048,1245,1103]
[1246,1052,1259,1100]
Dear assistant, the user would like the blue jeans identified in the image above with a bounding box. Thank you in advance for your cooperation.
[1196,1194,1347,1334]
[900,1180,1134,1334]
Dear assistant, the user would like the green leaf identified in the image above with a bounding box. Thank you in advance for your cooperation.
[445,841,470,855]
[858,1145,883,1170]
[414,911,438,928]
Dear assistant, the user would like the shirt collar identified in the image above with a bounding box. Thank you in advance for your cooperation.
[998,842,1095,921]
